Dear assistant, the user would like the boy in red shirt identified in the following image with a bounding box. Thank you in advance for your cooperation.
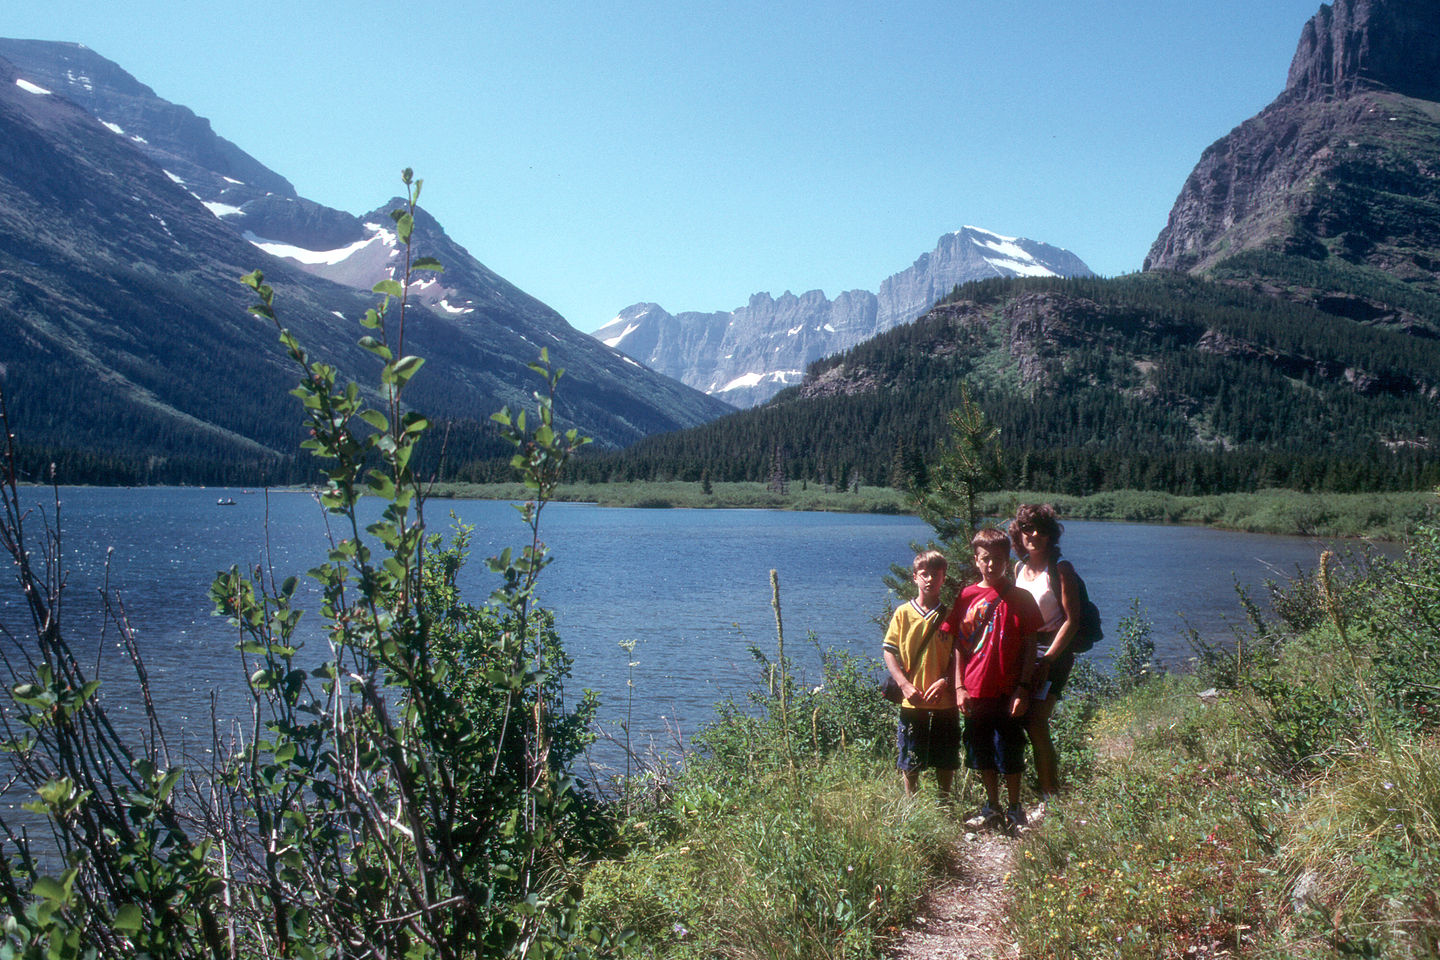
[948,528,1041,828]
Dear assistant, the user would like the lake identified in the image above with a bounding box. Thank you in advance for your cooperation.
[1,486,1390,763]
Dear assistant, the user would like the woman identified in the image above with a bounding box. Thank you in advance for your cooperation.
[1010,503,1080,801]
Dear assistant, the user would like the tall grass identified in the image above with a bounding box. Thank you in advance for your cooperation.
[580,753,959,960]
[1008,499,1440,958]
[578,578,960,959]
[981,488,1433,539]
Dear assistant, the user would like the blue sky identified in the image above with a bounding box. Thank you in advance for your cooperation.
[10,1,1326,331]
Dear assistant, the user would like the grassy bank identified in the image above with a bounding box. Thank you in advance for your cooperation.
[430,480,1433,539]
[993,487,1435,541]
[580,519,1440,958]
[430,480,913,513]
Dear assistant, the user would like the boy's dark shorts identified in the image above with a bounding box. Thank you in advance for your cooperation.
[963,697,1026,775]
[896,707,961,772]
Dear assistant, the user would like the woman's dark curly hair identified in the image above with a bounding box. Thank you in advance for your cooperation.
[1010,503,1064,559]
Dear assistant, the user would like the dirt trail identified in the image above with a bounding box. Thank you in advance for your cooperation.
[886,824,1025,960]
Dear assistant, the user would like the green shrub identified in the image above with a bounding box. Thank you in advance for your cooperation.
[0,173,617,959]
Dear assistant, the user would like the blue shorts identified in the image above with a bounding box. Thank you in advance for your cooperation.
[963,698,1027,775]
[897,707,961,772]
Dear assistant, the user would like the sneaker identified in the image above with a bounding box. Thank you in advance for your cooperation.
[964,803,1001,829]
[1006,804,1029,830]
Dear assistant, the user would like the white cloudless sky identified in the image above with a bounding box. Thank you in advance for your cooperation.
[7,0,1327,331]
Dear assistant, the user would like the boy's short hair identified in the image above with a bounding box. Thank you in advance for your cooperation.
[1010,503,1064,556]
[913,549,947,572]
[970,527,1011,559]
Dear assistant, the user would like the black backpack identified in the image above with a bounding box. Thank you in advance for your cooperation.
[1024,558,1103,655]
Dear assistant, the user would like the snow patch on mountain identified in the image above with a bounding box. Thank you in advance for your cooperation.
[64,69,93,92]
[15,78,50,95]
[717,370,803,393]
[243,231,382,266]
[963,226,1063,278]
[204,201,244,219]
[601,321,641,348]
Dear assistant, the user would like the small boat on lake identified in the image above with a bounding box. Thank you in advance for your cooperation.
[216,497,237,506]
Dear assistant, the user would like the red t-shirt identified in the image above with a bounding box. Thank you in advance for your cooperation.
[948,582,1043,698]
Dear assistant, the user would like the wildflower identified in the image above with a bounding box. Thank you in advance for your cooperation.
[673,923,689,939]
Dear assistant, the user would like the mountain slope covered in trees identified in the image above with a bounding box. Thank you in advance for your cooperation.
[567,274,1440,495]
[564,0,1440,497]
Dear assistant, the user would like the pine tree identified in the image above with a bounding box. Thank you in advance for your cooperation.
[767,440,788,495]
[885,387,1007,604]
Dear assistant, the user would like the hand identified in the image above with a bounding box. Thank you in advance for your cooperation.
[921,676,949,704]
[957,689,972,716]
[1009,687,1030,718]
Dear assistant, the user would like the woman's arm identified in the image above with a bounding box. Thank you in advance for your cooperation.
[1043,560,1083,662]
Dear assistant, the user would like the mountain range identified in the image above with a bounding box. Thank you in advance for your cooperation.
[0,38,731,483]
[591,227,1092,407]
[577,0,1440,497]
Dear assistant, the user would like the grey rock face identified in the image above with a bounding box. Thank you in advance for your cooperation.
[1285,0,1440,103]
[1146,0,1440,282]
[594,227,1093,406]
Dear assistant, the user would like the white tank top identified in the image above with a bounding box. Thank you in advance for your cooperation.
[1015,560,1064,632]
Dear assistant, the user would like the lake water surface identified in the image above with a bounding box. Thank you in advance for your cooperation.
[3,487,1388,758]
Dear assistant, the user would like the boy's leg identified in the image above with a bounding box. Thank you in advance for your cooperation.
[979,769,1000,809]
[965,700,1003,812]
[995,713,1029,810]
[1004,771,1023,808]
[932,708,961,801]
[897,708,925,795]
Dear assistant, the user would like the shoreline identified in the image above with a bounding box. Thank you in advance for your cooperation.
[428,481,1434,541]
[29,480,1432,540]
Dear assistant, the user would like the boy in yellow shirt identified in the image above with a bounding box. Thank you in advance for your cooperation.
[883,550,958,797]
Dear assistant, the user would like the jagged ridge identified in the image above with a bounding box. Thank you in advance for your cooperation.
[593,227,1092,407]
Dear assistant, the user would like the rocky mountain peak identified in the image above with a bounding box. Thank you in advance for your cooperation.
[1144,0,1440,303]
[594,227,1092,407]
[1284,0,1440,102]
